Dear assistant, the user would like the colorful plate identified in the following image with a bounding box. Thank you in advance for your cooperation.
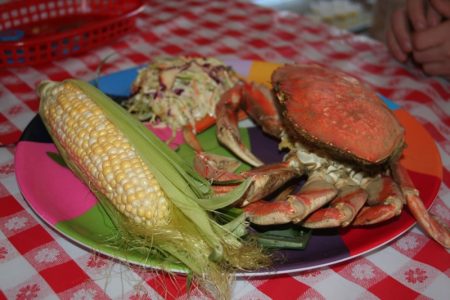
[15,60,443,276]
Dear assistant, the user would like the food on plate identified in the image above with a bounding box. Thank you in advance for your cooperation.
[124,56,240,134]
[34,57,448,300]
[196,64,449,248]
[37,79,270,298]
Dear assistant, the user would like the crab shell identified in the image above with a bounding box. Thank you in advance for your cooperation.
[271,65,405,167]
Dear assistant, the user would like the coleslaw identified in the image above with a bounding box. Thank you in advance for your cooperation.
[123,56,241,131]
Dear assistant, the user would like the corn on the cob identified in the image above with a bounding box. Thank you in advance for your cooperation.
[39,81,172,227]
[38,79,270,299]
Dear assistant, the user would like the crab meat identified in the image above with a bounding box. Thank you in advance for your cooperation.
[199,64,449,248]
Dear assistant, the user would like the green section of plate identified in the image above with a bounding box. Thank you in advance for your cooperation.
[55,202,190,273]
[53,124,251,272]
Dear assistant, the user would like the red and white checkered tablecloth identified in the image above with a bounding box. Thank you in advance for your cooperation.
[0,0,449,299]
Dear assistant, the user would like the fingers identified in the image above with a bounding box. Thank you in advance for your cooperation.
[413,35,450,62]
[412,25,450,77]
[421,61,450,76]
[390,8,413,53]
[413,45,444,63]
[413,20,450,50]
[406,0,429,30]
[429,0,450,18]
[386,0,450,78]
[386,26,409,62]
[426,3,443,26]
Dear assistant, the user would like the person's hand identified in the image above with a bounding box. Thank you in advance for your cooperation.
[386,0,442,63]
[386,0,450,78]
[411,0,450,77]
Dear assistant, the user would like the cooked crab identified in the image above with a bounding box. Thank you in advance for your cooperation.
[194,64,449,248]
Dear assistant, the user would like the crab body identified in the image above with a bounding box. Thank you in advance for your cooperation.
[196,64,449,248]
[273,65,405,166]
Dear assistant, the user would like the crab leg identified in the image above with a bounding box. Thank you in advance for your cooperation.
[352,176,404,225]
[302,186,368,228]
[182,115,218,152]
[393,164,450,248]
[215,82,282,167]
[183,127,204,152]
[244,173,338,225]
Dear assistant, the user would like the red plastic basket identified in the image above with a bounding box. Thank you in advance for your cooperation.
[0,0,144,67]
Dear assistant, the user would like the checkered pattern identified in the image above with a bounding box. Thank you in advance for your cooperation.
[0,0,449,299]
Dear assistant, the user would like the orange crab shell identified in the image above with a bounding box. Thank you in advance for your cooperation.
[272,65,405,166]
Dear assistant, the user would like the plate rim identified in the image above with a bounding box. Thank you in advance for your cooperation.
[14,59,443,277]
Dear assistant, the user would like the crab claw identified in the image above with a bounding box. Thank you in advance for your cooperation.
[194,151,304,205]
[215,82,282,167]
[244,173,338,225]
[352,176,404,225]
[302,186,368,228]
[239,161,304,206]
[393,164,450,248]
[194,151,243,182]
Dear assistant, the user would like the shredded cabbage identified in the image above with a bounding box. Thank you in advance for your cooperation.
[123,56,240,131]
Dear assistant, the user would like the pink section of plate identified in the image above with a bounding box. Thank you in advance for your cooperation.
[144,122,184,149]
[15,141,97,225]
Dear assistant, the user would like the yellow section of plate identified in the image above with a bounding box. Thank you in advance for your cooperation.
[247,61,282,86]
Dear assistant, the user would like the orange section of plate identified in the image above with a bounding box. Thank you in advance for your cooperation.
[395,110,442,179]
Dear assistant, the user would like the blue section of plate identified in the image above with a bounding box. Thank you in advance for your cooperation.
[94,66,142,97]
[378,93,400,110]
